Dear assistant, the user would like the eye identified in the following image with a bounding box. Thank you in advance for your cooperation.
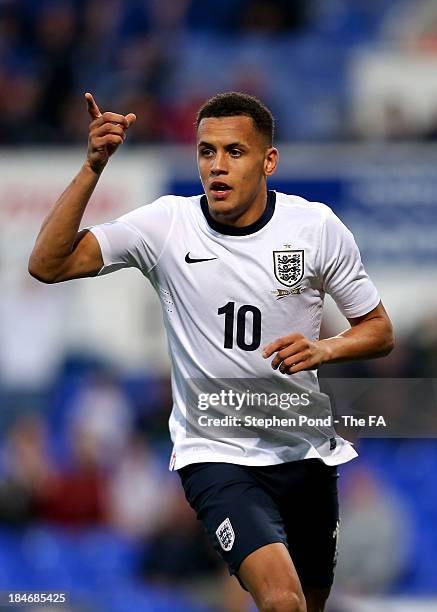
[200,148,214,158]
[230,149,242,158]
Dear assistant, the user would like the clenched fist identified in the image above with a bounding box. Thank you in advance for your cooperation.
[85,92,136,174]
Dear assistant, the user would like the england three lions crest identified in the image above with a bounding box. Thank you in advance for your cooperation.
[216,517,235,551]
[273,250,304,288]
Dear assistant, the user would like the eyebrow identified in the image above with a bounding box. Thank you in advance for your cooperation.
[198,141,248,150]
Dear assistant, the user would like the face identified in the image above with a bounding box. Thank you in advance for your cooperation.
[197,115,278,225]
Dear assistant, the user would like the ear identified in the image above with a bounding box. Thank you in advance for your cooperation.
[264,147,278,176]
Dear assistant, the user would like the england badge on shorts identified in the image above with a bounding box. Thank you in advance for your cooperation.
[216,517,235,551]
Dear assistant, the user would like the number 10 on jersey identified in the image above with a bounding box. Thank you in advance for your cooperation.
[218,302,262,351]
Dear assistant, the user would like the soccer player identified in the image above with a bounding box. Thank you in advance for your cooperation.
[29,91,394,612]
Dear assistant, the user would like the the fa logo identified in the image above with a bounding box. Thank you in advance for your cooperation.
[216,517,235,551]
[273,250,304,288]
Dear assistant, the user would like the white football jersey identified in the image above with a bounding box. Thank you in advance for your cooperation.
[89,191,380,470]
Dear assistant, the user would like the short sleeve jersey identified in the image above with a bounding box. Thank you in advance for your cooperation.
[89,191,380,470]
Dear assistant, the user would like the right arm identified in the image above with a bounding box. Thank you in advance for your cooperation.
[28,93,136,283]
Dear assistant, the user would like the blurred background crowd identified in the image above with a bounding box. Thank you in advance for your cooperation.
[2,0,437,611]
[3,0,437,145]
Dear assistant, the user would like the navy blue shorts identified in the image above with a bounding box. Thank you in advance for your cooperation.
[178,459,339,589]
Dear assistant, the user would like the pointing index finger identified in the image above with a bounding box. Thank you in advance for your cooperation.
[85,92,101,119]
[125,113,137,128]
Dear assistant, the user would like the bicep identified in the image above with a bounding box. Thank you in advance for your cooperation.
[57,229,104,281]
[347,301,391,327]
[346,300,395,355]
[56,197,176,282]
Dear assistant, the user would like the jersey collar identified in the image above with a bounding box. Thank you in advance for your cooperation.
[200,190,276,236]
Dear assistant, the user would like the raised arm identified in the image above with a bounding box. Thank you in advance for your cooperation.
[28,93,136,283]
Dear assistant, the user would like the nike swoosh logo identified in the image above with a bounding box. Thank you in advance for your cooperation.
[185,252,218,264]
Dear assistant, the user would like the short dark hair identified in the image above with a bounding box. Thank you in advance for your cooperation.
[196,92,274,145]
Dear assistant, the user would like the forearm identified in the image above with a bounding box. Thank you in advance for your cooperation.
[29,161,101,277]
[319,317,395,364]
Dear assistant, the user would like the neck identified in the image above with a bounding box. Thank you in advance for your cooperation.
[210,185,268,227]
[201,190,276,237]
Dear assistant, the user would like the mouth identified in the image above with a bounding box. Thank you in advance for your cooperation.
[209,181,232,200]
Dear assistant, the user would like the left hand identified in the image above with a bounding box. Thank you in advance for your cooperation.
[262,333,331,375]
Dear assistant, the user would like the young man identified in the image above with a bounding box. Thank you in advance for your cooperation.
[29,92,394,612]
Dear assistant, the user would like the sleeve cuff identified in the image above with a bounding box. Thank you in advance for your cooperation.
[88,226,111,275]
[340,293,381,319]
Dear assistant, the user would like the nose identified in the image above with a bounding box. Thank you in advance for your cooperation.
[210,151,228,176]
